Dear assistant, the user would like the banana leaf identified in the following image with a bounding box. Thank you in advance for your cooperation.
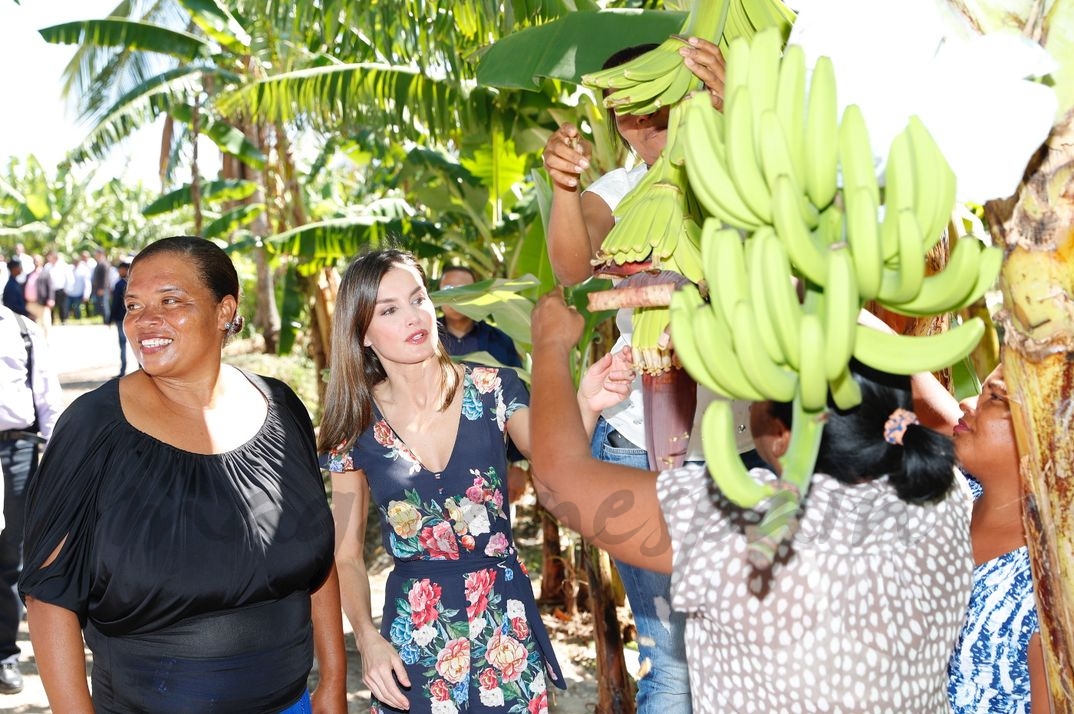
[430,275,540,347]
[474,9,686,90]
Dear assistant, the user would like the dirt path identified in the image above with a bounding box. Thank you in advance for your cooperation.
[5,323,607,713]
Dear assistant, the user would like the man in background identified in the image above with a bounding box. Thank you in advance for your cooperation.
[91,248,111,322]
[436,265,530,503]
[2,262,29,319]
[108,257,131,377]
[437,265,523,368]
[0,305,64,694]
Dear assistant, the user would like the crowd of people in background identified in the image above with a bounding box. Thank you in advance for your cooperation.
[0,243,134,332]
[2,243,132,377]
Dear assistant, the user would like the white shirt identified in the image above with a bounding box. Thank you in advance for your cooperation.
[0,305,64,439]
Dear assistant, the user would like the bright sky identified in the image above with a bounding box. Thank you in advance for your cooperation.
[0,1,183,187]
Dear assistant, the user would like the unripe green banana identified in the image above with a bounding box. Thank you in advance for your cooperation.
[775,43,807,184]
[747,27,783,152]
[683,94,764,229]
[605,70,678,111]
[772,174,828,285]
[828,364,863,410]
[759,232,803,370]
[822,245,859,381]
[704,222,749,324]
[729,299,797,401]
[670,287,730,397]
[837,104,880,207]
[702,399,775,509]
[726,86,773,223]
[843,185,883,300]
[905,115,956,252]
[853,316,986,375]
[953,244,1003,312]
[665,216,705,285]
[746,229,790,365]
[692,301,767,401]
[877,208,926,304]
[758,109,801,195]
[797,313,829,411]
[803,55,838,210]
[881,236,990,317]
[879,130,914,261]
[723,35,752,109]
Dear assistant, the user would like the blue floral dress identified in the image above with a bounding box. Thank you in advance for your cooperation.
[328,365,563,714]
[948,475,1041,713]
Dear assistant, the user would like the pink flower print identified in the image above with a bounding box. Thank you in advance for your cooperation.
[478,667,499,691]
[419,521,460,560]
[407,579,442,628]
[528,691,548,714]
[435,638,471,684]
[486,629,528,682]
[511,617,529,641]
[466,476,486,504]
[484,532,509,557]
[470,367,502,394]
[429,679,451,701]
[461,534,476,551]
[493,490,504,510]
[464,568,496,619]
[373,420,395,447]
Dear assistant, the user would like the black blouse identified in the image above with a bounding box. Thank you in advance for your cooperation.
[20,371,335,712]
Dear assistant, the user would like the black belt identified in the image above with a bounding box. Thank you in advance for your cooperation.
[0,429,44,443]
[607,428,641,450]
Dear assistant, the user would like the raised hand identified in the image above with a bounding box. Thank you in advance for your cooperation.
[542,123,593,190]
[579,346,636,415]
[680,36,727,110]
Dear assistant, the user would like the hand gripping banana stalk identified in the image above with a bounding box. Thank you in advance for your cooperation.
[674,26,1001,568]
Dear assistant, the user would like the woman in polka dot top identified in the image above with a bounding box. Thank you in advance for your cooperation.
[528,292,974,713]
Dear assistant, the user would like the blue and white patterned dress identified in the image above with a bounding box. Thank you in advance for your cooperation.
[948,476,1041,713]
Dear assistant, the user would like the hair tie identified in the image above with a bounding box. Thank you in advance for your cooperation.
[884,408,918,446]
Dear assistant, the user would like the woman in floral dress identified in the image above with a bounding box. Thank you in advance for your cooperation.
[319,250,632,713]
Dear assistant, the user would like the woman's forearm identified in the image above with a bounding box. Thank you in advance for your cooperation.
[547,188,598,286]
[335,555,383,653]
[310,566,347,711]
[25,597,93,713]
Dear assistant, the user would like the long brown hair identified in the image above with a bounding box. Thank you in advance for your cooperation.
[317,249,461,455]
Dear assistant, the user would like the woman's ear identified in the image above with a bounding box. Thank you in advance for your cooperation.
[770,418,792,460]
[217,295,238,331]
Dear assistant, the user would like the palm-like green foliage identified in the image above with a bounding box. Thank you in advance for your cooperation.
[0,156,187,253]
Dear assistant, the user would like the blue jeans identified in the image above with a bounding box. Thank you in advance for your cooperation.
[0,437,39,664]
[591,418,692,714]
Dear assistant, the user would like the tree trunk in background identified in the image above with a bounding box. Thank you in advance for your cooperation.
[584,544,635,714]
[538,506,567,606]
[984,110,1074,709]
[243,120,280,353]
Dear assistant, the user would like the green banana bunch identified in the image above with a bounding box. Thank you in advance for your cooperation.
[583,0,796,116]
[582,0,728,116]
[668,27,1004,568]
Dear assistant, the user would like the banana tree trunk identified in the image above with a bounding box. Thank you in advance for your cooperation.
[583,544,635,714]
[984,110,1074,709]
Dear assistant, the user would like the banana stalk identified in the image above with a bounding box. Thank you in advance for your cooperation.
[643,368,698,472]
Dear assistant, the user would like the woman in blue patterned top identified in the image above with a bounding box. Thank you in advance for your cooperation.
[945,364,1047,712]
[317,250,632,713]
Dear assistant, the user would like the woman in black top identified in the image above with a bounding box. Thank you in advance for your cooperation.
[20,237,346,713]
